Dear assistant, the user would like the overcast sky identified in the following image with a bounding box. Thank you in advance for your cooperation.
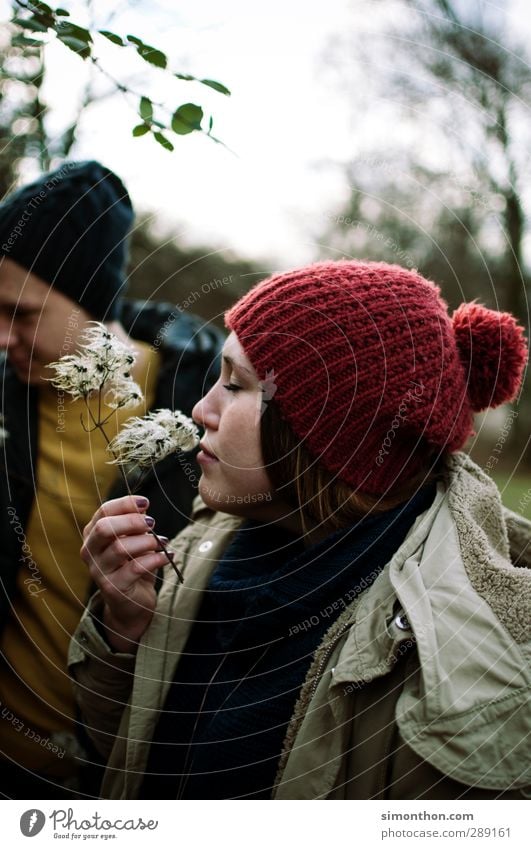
[2,0,356,267]
[2,0,529,269]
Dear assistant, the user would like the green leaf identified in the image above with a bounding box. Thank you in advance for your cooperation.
[171,103,203,134]
[208,115,213,133]
[27,0,53,15]
[55,21,93,43]
[132,123,150,137]
[200,78,231,96]
[153,131,174,152]
[57,34,91,59]
[55,21,92,59]
[24,1,54,27]
[139,96,153,122]
[11,34,43,49]
[174,73,231,96]
[55,8,70,16]
[99,30,125,47]
[126,34,143,46]
[12,17,49,33]
[137,44,167,69]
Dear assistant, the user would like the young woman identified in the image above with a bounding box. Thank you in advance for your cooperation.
[70,260,531,800]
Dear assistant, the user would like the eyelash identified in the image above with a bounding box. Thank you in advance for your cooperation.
[222,382,242,393]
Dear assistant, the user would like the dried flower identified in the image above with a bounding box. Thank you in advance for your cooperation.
[104,379,144,410]
[107,409,200,466]
[46,321,143,407]
[47,354,104,400]
[45,325,188,585]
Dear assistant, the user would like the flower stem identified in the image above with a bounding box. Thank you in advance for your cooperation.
[84,394,184,584]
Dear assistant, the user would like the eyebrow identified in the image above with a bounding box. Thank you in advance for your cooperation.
[222,354,255,377]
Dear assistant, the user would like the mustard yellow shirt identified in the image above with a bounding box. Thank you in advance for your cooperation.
[0,342,159,775]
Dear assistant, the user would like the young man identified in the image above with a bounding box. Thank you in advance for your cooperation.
[0,161,223,798]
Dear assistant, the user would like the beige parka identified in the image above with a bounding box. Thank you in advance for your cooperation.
[69,452,531,799]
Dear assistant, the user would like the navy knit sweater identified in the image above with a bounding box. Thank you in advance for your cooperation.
[140,483,436,799]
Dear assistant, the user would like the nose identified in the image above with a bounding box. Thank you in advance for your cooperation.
[0,315,16,350]
[192,383,220,431]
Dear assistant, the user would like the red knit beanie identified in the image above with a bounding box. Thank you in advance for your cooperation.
[225,260,528,496]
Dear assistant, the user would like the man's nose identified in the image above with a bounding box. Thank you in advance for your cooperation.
[0,317,17,349]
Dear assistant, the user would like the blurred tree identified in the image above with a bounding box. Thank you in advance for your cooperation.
[321,0,531,461]
[391,0,529,319]
[128,217,261,328]
[0,22,49,192]
[324,0,531,313]
[0,11,95,193]
[319,157,508,309]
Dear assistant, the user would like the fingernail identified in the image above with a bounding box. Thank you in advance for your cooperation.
[157,536,169,543]
[144,516,155,528]
[135,497,148,508]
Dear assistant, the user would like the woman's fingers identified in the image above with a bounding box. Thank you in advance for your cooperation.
[82,512,158,560]
[81,528,167,574]
[80,495,176,649]
[80,498,167,648]
[83,495,150,540]
[93,550,169,600]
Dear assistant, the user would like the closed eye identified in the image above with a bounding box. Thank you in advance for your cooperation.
[223,382,242,393]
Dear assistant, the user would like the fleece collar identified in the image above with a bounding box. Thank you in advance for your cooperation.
[330,452,531,789]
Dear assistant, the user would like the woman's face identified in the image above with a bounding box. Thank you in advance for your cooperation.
[192,332,280,518]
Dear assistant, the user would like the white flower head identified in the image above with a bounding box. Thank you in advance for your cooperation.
[46,322,143,407]
[107,408,200,466]
[47,354,105,400]
[104,379,144,410]
[79,323,137,376]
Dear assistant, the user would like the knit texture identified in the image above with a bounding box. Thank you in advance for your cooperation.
[0,160,133,320]
[226,260,528,495]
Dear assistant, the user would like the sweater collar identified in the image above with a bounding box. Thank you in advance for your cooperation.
[208,483,437,647]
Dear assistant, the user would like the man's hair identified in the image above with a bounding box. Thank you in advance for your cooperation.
[0,160,133,320]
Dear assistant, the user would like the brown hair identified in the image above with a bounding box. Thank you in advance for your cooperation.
[260,400,446,532]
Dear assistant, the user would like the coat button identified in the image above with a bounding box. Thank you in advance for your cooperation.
[394,612,411,631]
[198,540,213,553]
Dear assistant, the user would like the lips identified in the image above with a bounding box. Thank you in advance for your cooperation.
[199,442,218,460]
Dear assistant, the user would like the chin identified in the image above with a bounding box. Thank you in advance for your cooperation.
[198,478,276,518]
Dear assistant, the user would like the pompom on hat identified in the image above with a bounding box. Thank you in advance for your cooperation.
[226,260,528,496]
[0,160,133,320]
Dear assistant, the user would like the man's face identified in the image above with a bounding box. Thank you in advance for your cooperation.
[0,257,93,385]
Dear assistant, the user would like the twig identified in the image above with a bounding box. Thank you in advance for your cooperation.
[83,396,184,583]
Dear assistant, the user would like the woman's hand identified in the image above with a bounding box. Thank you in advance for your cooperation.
[81,496,172,653]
